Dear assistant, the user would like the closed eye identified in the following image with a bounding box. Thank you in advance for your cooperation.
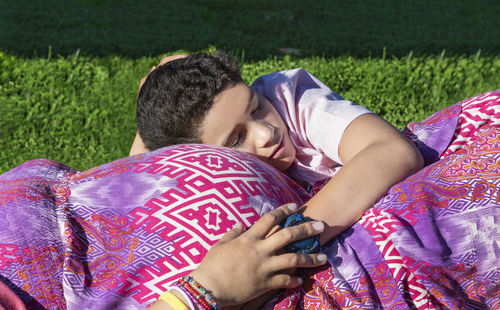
[251,96,263,116]
[230,132,245,148]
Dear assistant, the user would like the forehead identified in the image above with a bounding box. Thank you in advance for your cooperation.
[199,82,252,145]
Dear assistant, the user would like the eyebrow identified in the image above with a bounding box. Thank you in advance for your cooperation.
[221,89,256,146]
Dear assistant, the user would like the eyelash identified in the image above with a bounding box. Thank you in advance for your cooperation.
[231,98,262,148]
[252,98,262,115]
[231,133,245,148]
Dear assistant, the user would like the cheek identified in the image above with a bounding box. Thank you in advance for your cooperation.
[287,140,296,155]
[274,113,289,137]
[284,135,296,162]
[236,145,262,162]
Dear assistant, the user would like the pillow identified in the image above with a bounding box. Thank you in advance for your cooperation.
[0,144,310,309]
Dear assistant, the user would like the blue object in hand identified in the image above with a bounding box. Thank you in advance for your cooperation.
[279,213,320,254]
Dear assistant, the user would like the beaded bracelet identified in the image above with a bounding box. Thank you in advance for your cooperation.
[176,280,206,310]
[158,291,188,310]
[184,276,218,310]
[177,281,207,310]
[178,280,211,310]
[174,276,219,310]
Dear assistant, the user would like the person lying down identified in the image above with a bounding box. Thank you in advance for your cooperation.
[132,51,424,246]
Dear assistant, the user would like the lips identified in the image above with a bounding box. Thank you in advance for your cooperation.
[270,133,285,159]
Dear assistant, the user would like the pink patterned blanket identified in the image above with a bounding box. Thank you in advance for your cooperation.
[273,91,500,309]
[0,91,498,309]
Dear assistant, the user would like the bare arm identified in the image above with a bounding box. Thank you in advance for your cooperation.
[301,113,423,245]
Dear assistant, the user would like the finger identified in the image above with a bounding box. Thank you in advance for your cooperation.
[264,224,280,239]
[264,220,324,251]
[265,253,328,272]
[218,222,245,244]
[246,203,297,238]
[266,274,303,290]
[158,54,188,66]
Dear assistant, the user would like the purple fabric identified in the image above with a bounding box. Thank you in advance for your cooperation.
[403,102,460,165]
[0,91,499,309]
[0,146,309,309]
[271,91,500,309]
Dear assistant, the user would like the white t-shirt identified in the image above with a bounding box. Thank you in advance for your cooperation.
[251,69,372,185]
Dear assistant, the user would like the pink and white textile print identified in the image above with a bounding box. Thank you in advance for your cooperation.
[272,90,500,310]
[0,145,309,309]
[0,91,498,309]
[442,90,500,157]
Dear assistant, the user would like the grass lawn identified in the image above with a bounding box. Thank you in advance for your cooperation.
[1,0,499,174]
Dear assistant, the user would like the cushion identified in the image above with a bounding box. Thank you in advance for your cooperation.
[0,144,310,309]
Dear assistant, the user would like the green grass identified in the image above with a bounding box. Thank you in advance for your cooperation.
[2,52,498,174]
[1,0,499,174]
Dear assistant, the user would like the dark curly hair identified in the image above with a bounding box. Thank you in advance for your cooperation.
[136,51,243,151]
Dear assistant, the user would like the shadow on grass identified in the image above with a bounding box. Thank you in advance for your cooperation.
[0,0,498,59]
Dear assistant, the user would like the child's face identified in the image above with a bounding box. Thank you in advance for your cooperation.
[200,83,296,171]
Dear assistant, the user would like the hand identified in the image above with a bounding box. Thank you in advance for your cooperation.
[189,203,327,308]
[138,54,188,91]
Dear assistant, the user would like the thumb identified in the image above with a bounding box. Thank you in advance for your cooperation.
[219,222,245,243]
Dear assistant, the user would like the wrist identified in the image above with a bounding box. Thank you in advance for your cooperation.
[154,290,190,310]
[188,271,225,308]
[168,287,196,310]
[173,274,220,310]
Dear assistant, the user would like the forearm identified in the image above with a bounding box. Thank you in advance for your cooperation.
[149,289,274,310]
[302,139,423,244]
[148,290,191,310]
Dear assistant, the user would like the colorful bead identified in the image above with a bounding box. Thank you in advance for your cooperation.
[174,276,219,310]
[184,276,218,310]
[179,280,211,310]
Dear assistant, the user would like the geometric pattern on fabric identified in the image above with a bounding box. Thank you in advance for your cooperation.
[1,92,499,310]
[0,145,309,309]
[442,90,500,158]
[272,90,500,310]
[62,144,310,308]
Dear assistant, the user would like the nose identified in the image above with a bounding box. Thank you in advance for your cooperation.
[250,121,274,148]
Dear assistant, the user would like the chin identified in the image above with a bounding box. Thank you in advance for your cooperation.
[275,158,294,172]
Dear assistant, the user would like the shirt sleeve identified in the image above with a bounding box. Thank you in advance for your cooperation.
[251,69,372,167]
[302,95,372,165]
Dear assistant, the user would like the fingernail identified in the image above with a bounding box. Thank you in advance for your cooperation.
[297,277,303,285]
[317,254,327,262]
[287,203,297,211]
[312,221,324,231]
[233,222,243,230]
